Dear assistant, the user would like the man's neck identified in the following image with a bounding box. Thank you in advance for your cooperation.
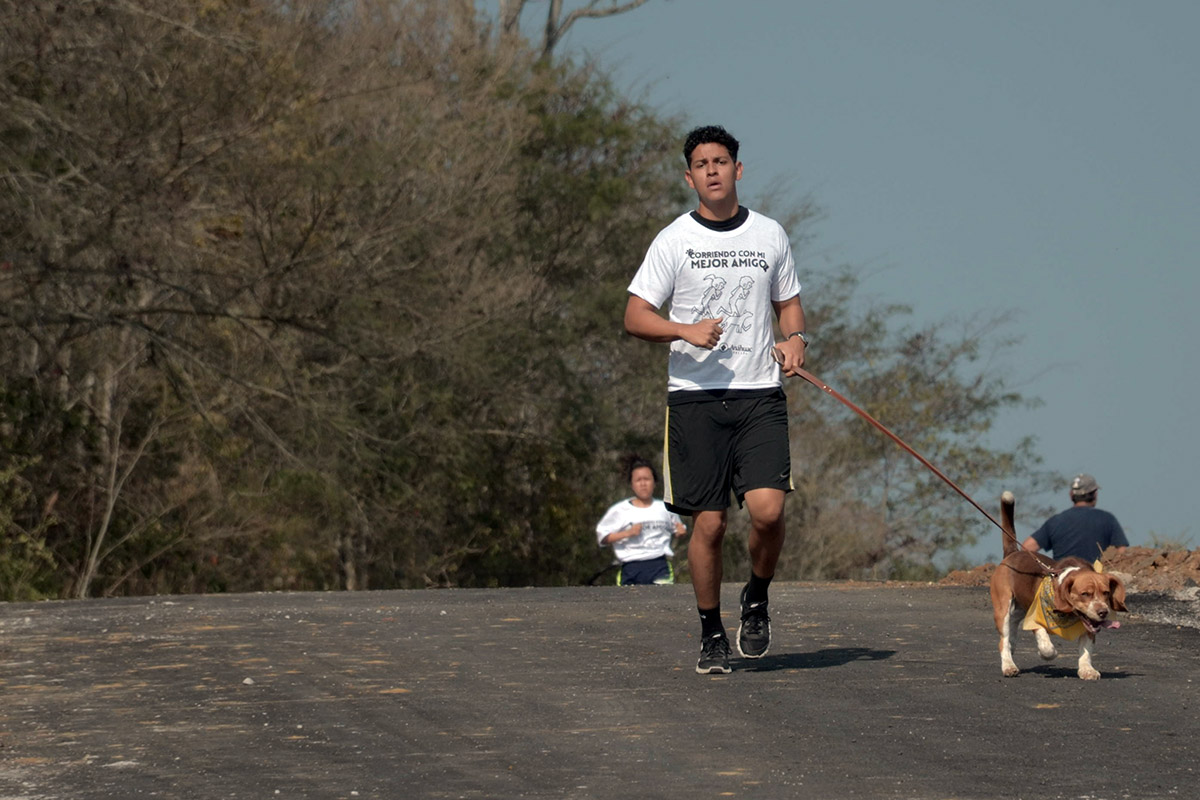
[696,200,740,222]
[691,205,749,232]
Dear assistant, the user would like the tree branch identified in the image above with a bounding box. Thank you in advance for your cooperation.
[546,0,652,56]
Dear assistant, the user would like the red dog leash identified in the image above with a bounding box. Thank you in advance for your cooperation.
[774,353,1004,533]
[772,351,1068,574]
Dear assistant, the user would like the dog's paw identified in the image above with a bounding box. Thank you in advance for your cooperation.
[1001,652,1020,677]
[1034,628,1057,660]
[1078,666,1101,681]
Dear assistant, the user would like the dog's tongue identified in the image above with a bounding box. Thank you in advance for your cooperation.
[1085,619,1122,633]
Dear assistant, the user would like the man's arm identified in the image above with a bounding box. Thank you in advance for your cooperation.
[1021,537,1041,553]
[771,294,806,376]
[624,295,724,349]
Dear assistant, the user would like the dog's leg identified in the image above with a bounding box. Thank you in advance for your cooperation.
[1077,635,1101,681]
[999,598,1020,677]
[1034,627,1058,661]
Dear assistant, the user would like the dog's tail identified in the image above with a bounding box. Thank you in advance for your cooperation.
[1000,490,1018,556]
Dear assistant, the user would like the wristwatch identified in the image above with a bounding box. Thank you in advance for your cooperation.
[786,331,809,346]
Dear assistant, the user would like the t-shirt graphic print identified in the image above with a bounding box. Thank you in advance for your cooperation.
[628,209,801,393]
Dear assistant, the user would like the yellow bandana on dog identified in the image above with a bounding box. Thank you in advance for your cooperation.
[1021,566,1093,641]
[1022,575,1085,640]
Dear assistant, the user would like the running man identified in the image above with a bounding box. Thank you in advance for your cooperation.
[624,125,807,673]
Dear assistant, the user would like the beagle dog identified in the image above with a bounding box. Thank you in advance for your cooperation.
[988,491,1127,680]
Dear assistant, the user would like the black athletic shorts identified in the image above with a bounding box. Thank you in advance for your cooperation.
[662,388,792,514]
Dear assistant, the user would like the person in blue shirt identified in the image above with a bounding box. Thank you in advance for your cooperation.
[1022,473,1129,561]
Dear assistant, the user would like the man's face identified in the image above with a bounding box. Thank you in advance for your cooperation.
[684,142,742,214]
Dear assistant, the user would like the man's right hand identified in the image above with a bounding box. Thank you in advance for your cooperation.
[682,317,724,349]
[623,296,724,348]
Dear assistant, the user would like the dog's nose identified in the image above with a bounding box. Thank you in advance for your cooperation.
[1097,608,1108,619]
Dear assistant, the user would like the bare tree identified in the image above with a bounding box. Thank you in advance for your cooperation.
[2,0,673,594]
[498,0,652,57]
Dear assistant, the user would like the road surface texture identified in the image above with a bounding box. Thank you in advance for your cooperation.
[2,583,1197,799]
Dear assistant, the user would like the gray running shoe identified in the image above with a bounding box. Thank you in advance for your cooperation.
[737,584,771,658]
[695,632,732,674]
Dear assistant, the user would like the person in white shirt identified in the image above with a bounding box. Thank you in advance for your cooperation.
[624,125,807,674]
[595,456,688,585]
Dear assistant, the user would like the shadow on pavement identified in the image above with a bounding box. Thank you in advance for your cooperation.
[741,646,897,671]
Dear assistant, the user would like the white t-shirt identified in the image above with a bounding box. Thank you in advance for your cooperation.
[628,209,801,392]
[595,498,683,563]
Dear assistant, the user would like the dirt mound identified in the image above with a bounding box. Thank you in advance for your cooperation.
[940,546,1200,594]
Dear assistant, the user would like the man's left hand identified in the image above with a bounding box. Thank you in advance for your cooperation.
[772,337,806,376]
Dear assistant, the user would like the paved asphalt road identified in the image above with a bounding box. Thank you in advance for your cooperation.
[1,583,1197,800]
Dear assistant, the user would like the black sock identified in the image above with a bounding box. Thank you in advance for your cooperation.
[745,571,772,605]
[698,606,725,639]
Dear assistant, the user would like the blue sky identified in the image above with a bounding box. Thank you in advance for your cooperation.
[490,1,1200,561]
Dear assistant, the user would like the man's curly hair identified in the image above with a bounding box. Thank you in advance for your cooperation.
[683,125,740,164]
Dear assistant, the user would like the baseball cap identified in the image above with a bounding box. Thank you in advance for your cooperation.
[1070,474,1099,495]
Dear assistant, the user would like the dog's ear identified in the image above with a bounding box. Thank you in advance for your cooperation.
[1052,572,1077,613]
[1107,574,1128,612]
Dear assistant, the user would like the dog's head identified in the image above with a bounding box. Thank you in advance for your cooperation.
[1053,568,1127,632]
